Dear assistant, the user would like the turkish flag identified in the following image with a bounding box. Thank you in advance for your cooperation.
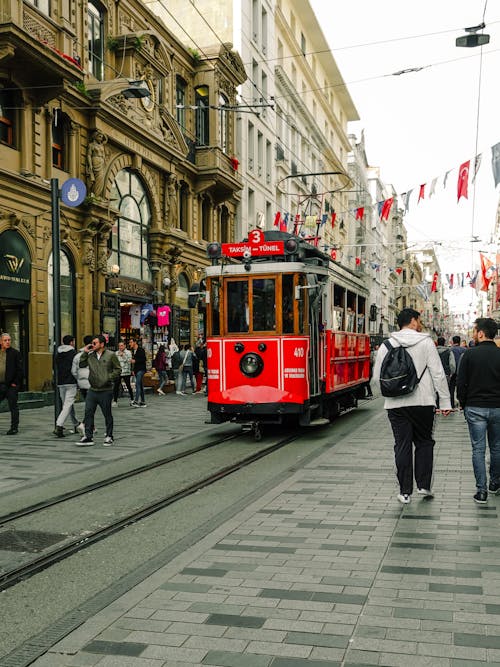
[331,212,336,228]
[274,211,282,227]
[479,252,495,291]
[418,184,425,203]
[380,197,393,221]
[431,271,438,292]
[355,207,364,220]
[457,160,470,202]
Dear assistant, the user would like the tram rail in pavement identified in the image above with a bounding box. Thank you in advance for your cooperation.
[4,404,500,667]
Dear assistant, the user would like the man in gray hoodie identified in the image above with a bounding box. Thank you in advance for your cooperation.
[373,308,452,504]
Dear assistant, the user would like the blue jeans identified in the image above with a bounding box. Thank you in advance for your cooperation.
[464,406,500,491]
[134,370,145,403]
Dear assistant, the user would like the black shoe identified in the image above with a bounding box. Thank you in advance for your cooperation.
[474,491,488,504]
[488,481,500,495]
[6,427,18,435]
[54,426,65,438]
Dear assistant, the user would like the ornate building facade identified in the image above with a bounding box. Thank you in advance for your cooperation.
[0,0,246,390]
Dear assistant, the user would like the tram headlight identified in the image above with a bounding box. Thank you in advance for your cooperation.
[240,352,263,378]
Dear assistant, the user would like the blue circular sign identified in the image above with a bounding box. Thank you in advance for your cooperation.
[61,178,87,207]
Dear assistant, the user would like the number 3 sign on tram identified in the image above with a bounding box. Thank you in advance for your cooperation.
[221,228,285,258]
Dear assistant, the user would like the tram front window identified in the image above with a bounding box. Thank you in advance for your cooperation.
[227,280,249,332]
[253,278,275,331]
[282,274,294,333]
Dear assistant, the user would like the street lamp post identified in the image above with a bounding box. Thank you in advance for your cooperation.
[51,178,62,423]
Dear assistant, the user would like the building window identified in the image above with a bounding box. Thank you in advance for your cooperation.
[48,249,75,351]
[0,85,20,147]
[88,2,104,81]
[202,197,211,241]
[52,110,69,170]
[195,85,209,146]
[301,32,306,55]
[220,205,230,244]
[26,0,50,15]
[109,168,151,282]
[219,93,229,154]
[176,76,186,131]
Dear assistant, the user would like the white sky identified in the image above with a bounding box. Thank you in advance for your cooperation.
[310,0,500,311]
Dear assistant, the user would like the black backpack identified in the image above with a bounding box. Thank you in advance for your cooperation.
[379,340,426,397]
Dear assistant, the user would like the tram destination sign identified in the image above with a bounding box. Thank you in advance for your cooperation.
[221,229,284,257]
[221,241,284,257]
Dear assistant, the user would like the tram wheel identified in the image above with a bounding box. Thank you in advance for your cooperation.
[252,422,263,441]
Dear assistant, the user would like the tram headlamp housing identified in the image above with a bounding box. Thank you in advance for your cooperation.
[234,343,245,353]
[240,352,263,378]
[207,242,222,263]
[284,238,298,254]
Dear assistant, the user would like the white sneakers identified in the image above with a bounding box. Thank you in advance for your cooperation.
[417,488,434,498]
[397,489,434,504]
[397,494,411,504]
[103,436,114,446]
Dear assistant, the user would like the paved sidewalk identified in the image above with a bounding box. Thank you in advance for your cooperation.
[27,408,500,667]
[0,389,216,497]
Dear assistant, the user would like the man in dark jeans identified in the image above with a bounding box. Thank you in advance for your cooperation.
[457,318,500,504]
[76,334,121,446]
[0,333,23,435]
[449,335,466,409]
[129,338,147,407]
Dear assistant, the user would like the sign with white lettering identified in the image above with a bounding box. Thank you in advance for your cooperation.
[0,230,31,300]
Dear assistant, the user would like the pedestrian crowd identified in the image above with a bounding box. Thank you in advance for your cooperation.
[373,309,500,506]
[2,312,500,507]
[0,332,207,448]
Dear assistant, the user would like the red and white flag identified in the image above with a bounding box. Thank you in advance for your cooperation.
[380,197,393,221]
[457,160,470,202]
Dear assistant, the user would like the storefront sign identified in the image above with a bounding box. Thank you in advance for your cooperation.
[107,276,152,298]
[0,230,31,300]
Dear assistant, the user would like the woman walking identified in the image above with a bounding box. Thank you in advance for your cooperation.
[154,345,169,395]
[113,340,134,406]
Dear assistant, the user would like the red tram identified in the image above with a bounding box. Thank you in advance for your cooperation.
[204,229,370,438]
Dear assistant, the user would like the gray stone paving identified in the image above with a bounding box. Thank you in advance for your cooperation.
[21,407,500,666]
[0,391,215,496]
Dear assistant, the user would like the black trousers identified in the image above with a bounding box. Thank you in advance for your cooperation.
[113,375,133,402]
[0,383,19,428]
[387,406,435,495]
[84,389,113,439]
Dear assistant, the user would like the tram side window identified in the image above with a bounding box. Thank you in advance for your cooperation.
[282,274,294,333]
[210,278,220,335]
[298,274,306,333]
[253,278,275,331]
[227,280,249,332]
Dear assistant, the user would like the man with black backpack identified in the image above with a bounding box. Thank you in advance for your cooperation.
[373,308,452,505]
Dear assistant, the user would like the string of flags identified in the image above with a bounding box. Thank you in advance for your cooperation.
[272,141,500,231]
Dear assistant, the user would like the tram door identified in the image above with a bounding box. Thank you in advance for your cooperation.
[307,276,322,397]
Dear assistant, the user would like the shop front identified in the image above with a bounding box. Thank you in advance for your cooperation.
[0,229,31,387]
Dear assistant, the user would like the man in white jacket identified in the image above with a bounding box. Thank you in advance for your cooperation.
[373,308,452,504]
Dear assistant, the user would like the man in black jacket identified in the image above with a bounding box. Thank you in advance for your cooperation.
[54,334,79,437]
[457,317,500,504]
[0,333,23,435]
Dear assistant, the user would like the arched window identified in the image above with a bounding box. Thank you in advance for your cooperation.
[195,85,209,146]
[109,169,152,282]
[48,249,75,351]
[88,2,104,81]
[219,93,229,153]
[52,110,70,170]
[0,84,21,148]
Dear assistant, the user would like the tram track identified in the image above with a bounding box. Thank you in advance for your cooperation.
[0,431,299,592]
[0,432,240,527]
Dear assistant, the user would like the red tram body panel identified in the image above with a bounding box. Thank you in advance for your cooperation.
[203,230,370,429]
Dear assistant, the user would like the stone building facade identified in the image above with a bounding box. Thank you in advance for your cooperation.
[0,0,246,390]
